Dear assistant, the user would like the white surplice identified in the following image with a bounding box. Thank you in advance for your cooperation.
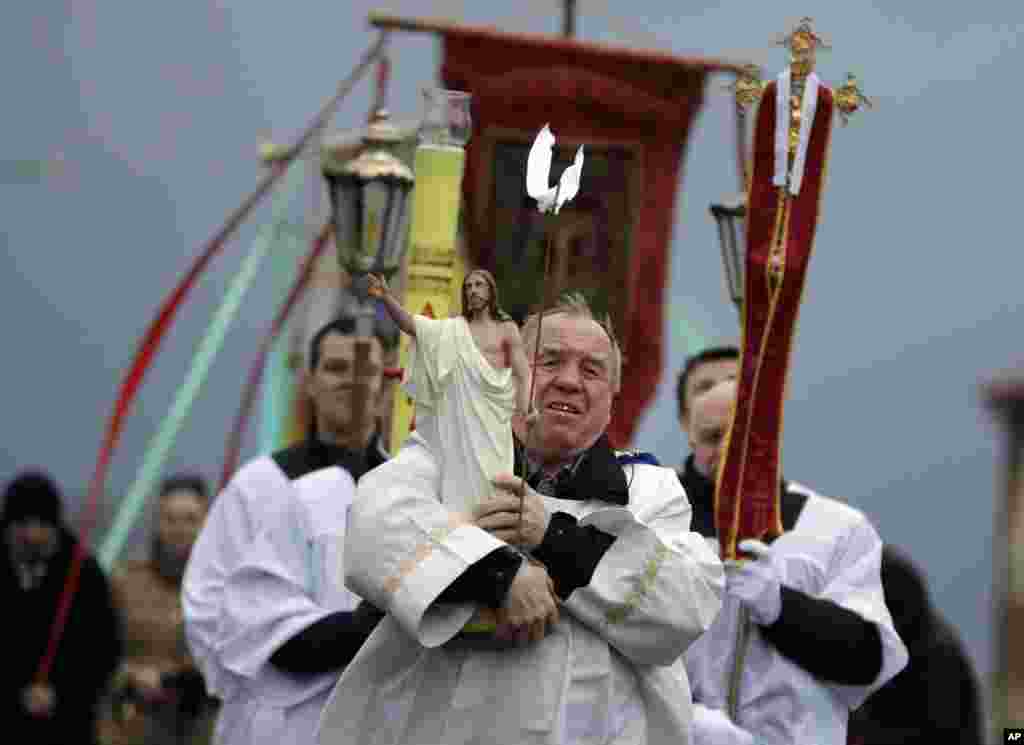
[404,314,516,515]
[317,432,724,745]
[684,483,909,745]
[183,456,293,706]
[214,466,362,745]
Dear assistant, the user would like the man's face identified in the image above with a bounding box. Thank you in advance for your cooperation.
[526,313,615,460]
[6,518,58,562]
[463,272,491,316]
[680,358,738,433]
[307,333,384,432]
[688,384,735,478]
[157,490,207,560]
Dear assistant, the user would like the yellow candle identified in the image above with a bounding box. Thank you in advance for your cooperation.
[408,141,492,634]
[409,144,466,262]
[388,145,468,457]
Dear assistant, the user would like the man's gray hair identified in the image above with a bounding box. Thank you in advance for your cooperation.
[521,292,622,392]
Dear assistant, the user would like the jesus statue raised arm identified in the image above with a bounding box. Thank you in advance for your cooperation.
[369,269,533,515]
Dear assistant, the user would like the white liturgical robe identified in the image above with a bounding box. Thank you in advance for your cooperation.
[405,314,516,514]
[684,483,908,745]
[215,466,362,745]
[317,433,724,745]
[183,436,387,745]
[183,456,292,704]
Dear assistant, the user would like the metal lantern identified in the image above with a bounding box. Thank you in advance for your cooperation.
[709,194,747,312]
[322,111,415,292]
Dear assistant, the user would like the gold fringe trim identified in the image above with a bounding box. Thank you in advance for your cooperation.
[382,513,471,596]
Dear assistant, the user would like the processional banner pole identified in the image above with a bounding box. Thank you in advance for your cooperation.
[715,18,871,720]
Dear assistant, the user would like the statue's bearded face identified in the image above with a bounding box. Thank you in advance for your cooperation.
[463,272,492,316]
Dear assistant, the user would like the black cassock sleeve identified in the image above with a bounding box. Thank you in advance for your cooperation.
[760,586,883,685]
[432,513,617,609]
[531,512,617,600]
[270,600,385,675]
[436,546,524,608]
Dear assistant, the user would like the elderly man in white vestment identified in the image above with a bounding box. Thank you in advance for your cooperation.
[318,294,724,745]
[674,351,908,745]
[182,315,396,744]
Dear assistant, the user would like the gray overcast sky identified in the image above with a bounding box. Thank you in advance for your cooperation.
[3,0,1020,707]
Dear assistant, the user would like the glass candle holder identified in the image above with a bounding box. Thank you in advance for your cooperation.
[409,89,472,263]
[418,88,472,147]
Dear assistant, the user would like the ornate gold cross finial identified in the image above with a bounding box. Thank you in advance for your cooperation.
[729,19,872,126]
[776,17,829,78]
[775,17,831,53]
[725,63,767,115]
[835,72,874,125]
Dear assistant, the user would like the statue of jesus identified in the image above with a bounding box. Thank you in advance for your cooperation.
[369,269,533,514]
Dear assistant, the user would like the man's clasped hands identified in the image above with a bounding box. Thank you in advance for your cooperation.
[469,474,560,645]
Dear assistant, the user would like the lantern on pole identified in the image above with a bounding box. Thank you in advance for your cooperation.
[322,111,415,333]
[709,193,747,313]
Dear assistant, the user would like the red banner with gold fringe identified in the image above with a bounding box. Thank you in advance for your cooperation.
[437,25,740,446]
[714,79,834,559]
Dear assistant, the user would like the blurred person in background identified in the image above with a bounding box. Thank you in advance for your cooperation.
[101,474,216,745]
[0,469,121,744]
[674,352,907,745]
[183,313,397,744]
[847,544,984,744]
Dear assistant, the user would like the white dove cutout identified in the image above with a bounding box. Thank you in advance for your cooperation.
[526,124,585,214]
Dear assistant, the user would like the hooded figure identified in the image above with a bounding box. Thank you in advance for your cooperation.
[0,470,122,745]
[102,474,216,745]
[848,545,983,744]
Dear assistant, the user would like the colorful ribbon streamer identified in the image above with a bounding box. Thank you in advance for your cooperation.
[97,169,306,570]
[258,163,314,454]
[35,35,388,684]
[219,222,332,490]
[258,272,300,454]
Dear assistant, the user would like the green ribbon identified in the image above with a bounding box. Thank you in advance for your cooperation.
[258,278,299,453]
[670,298,710,356]
[259,159,316,453]
[97,167,304,570]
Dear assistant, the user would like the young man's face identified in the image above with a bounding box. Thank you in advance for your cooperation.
[687,383,736,478]
[306,333,384,433]
[680,357,738,433]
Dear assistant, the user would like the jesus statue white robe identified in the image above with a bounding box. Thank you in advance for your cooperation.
[404,314,516,514]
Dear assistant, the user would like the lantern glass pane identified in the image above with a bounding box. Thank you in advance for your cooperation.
[728,217,745,302]
[332,178,362,272]
[356,179,389,274]
[377,180,412,275]
[715,218,733,295]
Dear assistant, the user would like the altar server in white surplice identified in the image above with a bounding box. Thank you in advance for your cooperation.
[216,466,386,744]
[317,294,723,745]
[182,315,396,744]
[674,352,908,745]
